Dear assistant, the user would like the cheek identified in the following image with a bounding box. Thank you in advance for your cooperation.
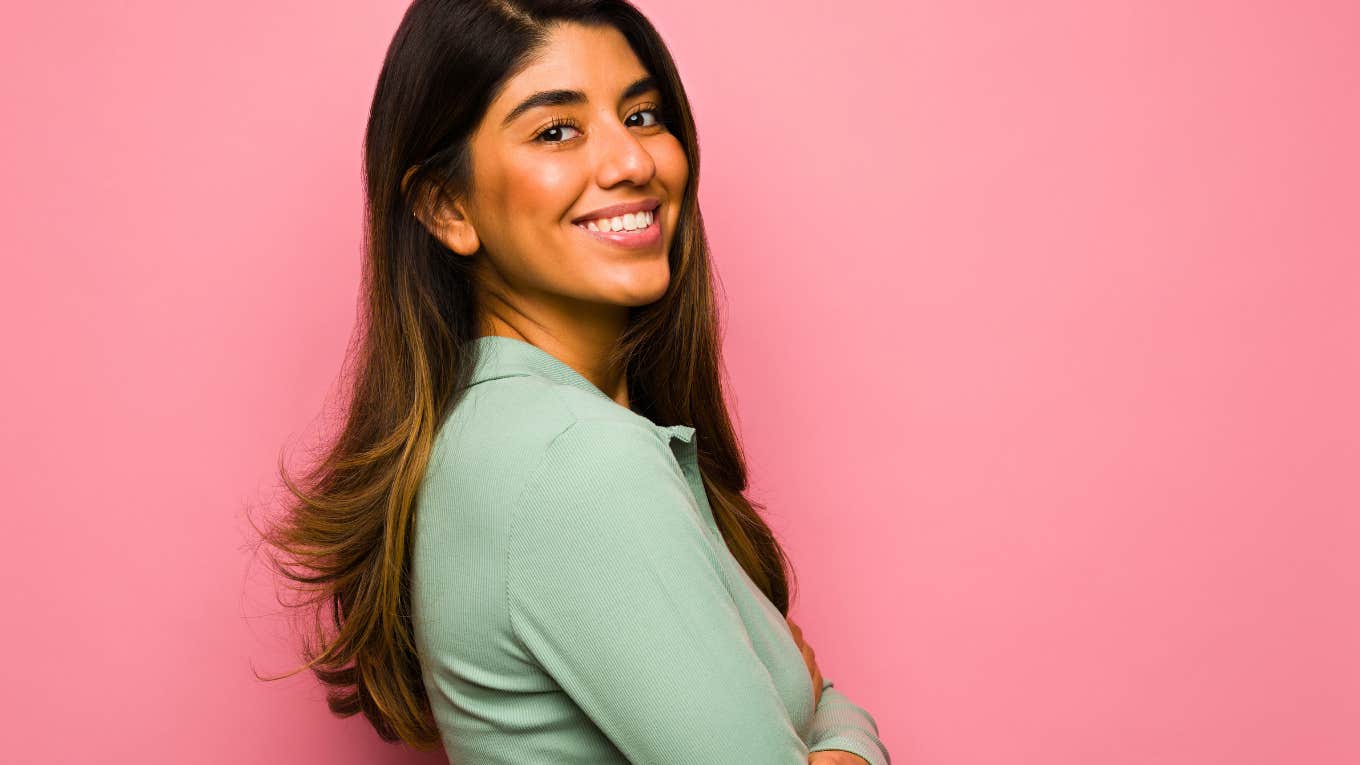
[654,135,690,193]
[652,137,689,234]
[502,155,581,221]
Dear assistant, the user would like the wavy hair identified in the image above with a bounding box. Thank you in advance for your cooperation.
[251,0,799,749]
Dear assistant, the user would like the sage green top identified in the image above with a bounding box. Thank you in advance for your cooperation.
[412,335,891,764]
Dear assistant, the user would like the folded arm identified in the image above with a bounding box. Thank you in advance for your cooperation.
[806,675,892,765]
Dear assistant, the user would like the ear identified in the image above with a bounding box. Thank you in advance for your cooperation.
[402,165,481,257]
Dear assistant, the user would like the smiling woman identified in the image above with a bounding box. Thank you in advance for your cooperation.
[253,1,890,764]
[406,20,689,317]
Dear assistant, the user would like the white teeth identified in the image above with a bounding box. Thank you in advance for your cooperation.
[580,209,655,233]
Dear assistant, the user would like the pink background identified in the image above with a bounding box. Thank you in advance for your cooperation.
[2,1,1356,762]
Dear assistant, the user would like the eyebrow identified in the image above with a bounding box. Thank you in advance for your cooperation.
[499,75,659,129]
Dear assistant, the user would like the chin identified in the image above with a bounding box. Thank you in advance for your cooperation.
[617,284,671,307]
[609,273,671,307]
[593,255,670,304]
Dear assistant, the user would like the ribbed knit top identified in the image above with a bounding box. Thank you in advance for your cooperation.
[411,335,890,764]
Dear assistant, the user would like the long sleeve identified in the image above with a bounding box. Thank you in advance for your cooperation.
[505,418,813,764]
[806,675,892,764]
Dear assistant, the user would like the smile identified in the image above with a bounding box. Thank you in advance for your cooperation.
[572,207,661,249]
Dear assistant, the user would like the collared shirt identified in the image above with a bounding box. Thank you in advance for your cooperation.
[412,335,890,764]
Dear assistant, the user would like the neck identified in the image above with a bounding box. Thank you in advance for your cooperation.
[477,311,630,409]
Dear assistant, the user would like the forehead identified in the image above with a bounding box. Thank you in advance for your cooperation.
[492,23,650,109]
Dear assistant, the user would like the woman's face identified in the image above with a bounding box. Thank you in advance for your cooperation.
[430,22,689,328]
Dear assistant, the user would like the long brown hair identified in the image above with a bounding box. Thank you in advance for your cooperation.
[251,0,799,750]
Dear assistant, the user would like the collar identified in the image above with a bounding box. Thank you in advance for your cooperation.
[467,335,697,445]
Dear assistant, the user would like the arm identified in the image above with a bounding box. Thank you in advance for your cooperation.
[806,675,892,765]
[506,418,812,763]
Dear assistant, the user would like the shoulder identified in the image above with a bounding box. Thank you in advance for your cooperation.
[505,416,714,594]
[527,416,684,493]
[435,374,663,459]
[508,416,699,551]
[422,375,674,508]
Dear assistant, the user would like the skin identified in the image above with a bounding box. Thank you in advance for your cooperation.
[808,751,873,765]
[791,619,870,764]
[414,21,686,409]
[415,21,864,765]
[788,617,824,709]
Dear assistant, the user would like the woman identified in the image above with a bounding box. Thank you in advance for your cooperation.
[258,1,890,763]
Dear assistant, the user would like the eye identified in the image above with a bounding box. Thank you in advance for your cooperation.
[534,118,581,143]
[627,105,667,129]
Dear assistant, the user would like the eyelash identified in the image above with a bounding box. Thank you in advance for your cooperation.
[533,104,668,144]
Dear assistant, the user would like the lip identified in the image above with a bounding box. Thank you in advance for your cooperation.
[571,204,662,250]
[570,197,661,224]
[571,215,660,250]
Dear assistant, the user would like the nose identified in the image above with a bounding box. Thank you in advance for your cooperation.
[592,115,656,188]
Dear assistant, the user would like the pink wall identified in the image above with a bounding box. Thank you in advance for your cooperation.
[2,1,1356,762]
